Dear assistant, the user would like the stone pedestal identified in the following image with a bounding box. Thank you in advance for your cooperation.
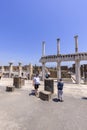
[39,90,52,101]
[6,86,15,92]
[44,79,54,93]
[13,77,25,88]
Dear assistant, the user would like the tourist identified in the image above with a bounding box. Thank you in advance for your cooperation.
[33,73,40,96]
[57,78,64,102]
[0,73,2,79]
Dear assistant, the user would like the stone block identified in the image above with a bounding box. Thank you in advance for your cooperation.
[39,90,52,101]
[44,79,54,93]
[6,86,15,92]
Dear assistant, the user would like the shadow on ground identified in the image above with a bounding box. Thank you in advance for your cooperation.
[29,89,35,96]
[52,98,58,102]
[82,97,87,100]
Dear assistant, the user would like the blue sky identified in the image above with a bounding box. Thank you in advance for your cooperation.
[0,0,87,66]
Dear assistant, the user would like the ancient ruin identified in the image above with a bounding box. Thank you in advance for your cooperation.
[39,35,87,84]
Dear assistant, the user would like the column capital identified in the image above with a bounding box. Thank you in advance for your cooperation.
[74,35,78,38]
[42,41,45,44]
[57,38,60,42]
[18,62,22,66]
[9,62,13,66]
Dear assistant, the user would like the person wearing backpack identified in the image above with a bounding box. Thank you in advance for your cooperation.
[57,78,64,102]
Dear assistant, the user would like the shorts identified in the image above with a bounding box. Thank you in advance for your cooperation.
[34,84,39,89]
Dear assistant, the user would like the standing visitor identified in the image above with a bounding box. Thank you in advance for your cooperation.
[33,74,40,96]
[57,78,64,102]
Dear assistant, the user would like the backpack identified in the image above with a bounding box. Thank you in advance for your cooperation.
[57,82,63,90]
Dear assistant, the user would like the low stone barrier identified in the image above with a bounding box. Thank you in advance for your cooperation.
[39,90,52,101]
[6,86,15,92]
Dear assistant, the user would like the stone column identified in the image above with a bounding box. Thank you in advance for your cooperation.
[57,38,60,55]
[1,66,4,74]
[57,38,61,80]
[74,35,78,53]
[42,41,45,56]
[84,65,87,84]
[29,63,33,80]
[42,62,45,81]
[74,35,80,84]
[9,62,13,78]
[82,65,84,78]
[57,62,61,81]
[18,62,22,77]
[41,41,46,81]
[75,59,80,84]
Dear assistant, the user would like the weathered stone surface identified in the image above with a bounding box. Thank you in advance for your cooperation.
[6,86,15,92]
[39,90,52,101]
[13,77,25,88]
[0,78,87,130]
[44,79,54,93]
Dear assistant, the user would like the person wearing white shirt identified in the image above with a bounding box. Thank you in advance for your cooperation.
[33,74,40,96]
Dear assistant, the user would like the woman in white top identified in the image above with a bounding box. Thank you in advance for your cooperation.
[33,74,40,96]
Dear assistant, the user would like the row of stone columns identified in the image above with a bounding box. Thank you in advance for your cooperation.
[41,35,81,84]
[1,63,33,79]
